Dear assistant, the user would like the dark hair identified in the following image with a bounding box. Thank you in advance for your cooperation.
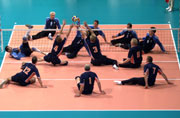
[84,64,90,71]
[55,35,62,43]
[32,56,37,64]
[5,46,9,52]
[127,23,132,28]
[94,20,99,25]
[150,27,156,33]
[147,56,153,63]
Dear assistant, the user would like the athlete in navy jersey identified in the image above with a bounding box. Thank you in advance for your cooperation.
[139,27,166,53]
[5,25,40,60]
[82,22,119,70]
[114,56,173,88]
[74,64,105,97]
[38,21,74,66]
[29,12,61,40]
[119,38,142,68]
[111,23,138,49]
[0,56,46,88]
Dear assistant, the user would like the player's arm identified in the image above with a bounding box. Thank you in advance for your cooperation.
[37,77,47,88]
[144,70,149,89]
[95,77,105,94]
[158,69,173,84]
[84,22,96,37]
[66,24,74,38]
[59,20,66,34]
[112,30,125,38]
[75,83,84,97]
[56,19,61,29]
[154,37,166,53]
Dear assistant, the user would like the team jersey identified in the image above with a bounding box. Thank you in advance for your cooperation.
[19,63,40,83]
[51,38,67,56]
[128,45,142,65]
[142,33,165,52]
[89,26,106,37]
[71,30,83,45]
[80,71,98,92]
[116,29,138,39]
[45,18,61,29]
[84,37,102,59]
[144,62,161,85]
[10,48,25,60]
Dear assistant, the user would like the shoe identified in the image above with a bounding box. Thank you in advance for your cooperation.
[113,64,119,70]
[168,8,172,12]
[114,80,122,85]
[25,24,33,29]
[166,7,170,10]
[48,33,53,40]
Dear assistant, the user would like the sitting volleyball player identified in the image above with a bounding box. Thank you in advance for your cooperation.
[111,23,138,49]
[5,25,40,60]
[118,38,142,68]
[0,56,46,88]
[38,21,74,66]
[81,22,119,70]
[62,17,84,59]
[139,27,166,53]
[114,56,173,88]
[74,64,105,97]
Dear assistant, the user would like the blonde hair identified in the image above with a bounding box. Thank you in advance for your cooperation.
[50,11,56,15]
[131,38,138,45]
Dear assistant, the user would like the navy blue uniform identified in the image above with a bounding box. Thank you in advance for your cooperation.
[62,30,84,58]
[44,38,67,65]
[111,29,138,49]
[77,71,98,94]
[84,37,117,66]
[32,18,61,40]
[140,33,165,53]
[121,63,161,86]
[119,46,142,68]
[11,63,40,86]
[89,26,106,37]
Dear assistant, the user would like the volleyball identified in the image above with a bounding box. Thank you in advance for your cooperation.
[72,16,78,22]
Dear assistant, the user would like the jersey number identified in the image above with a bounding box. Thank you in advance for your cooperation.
[54,46,58,52]
[23,67,31,75]
[152,67,156,74]
[137,51,140,58]
[93,46,98,53]
[89,77,92,85]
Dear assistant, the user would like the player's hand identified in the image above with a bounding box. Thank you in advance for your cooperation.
[75,93,81,97]
[41,85,47,88]
[145,85,149,89]
[84,22,88,27]
[112,35,116,38]
[62,20,66,25]
[70,23,74,29]
[101,90,106,95]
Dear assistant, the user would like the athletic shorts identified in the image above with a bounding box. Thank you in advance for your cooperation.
[44,53,61,65]
[11,73,31,86]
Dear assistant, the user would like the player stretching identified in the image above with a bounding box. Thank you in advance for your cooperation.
[38,21,74,66]
[81,22,119,70]
[5,25,40,60]
[118,38,142,68]
[114,56,173,88]
[74,64,105,97]
[139,27,166,53]
[111,23,138,49]
[0,56,46,88]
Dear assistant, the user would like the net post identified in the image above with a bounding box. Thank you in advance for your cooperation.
[0,16,3,52]
[178,28,180,53]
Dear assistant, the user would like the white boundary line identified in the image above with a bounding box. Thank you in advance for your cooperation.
[169,24,180,70]
[0,25,15,72]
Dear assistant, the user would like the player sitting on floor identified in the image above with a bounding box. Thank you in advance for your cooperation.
[81,22,119,70]
[28,11,61,40]
[111,23,138,49]
[114,56,173,89]
[38,21,74,66]
[74,64,105,97]
[139,27,166,53]
[0,56,46,88]
[118,38,142,68]
[5,25,40,60]
[62,19,84,59]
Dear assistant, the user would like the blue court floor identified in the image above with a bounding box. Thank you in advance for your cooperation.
[0,0,180,118]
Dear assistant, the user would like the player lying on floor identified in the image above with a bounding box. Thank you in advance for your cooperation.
[111,23,138,49]
[81,22,119,70]
[74,64,105,97]
[0,56,46,88]
[118,38,143,68]
[5,25,41,60]
[139,27,166,53]
[37,21,73,66]
[114,56,173,88]
[62,19,84,59]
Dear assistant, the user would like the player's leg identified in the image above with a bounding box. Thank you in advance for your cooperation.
[32,31,49,40]
[101,56,119,69]
[0,77,11,88]
[111,37,126,45]
[51,55,68,66]
[29,77,36,84]
[38,53,51,62]
[91,59,101,66]
[114,77,144,85]
[168,0,174,12]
